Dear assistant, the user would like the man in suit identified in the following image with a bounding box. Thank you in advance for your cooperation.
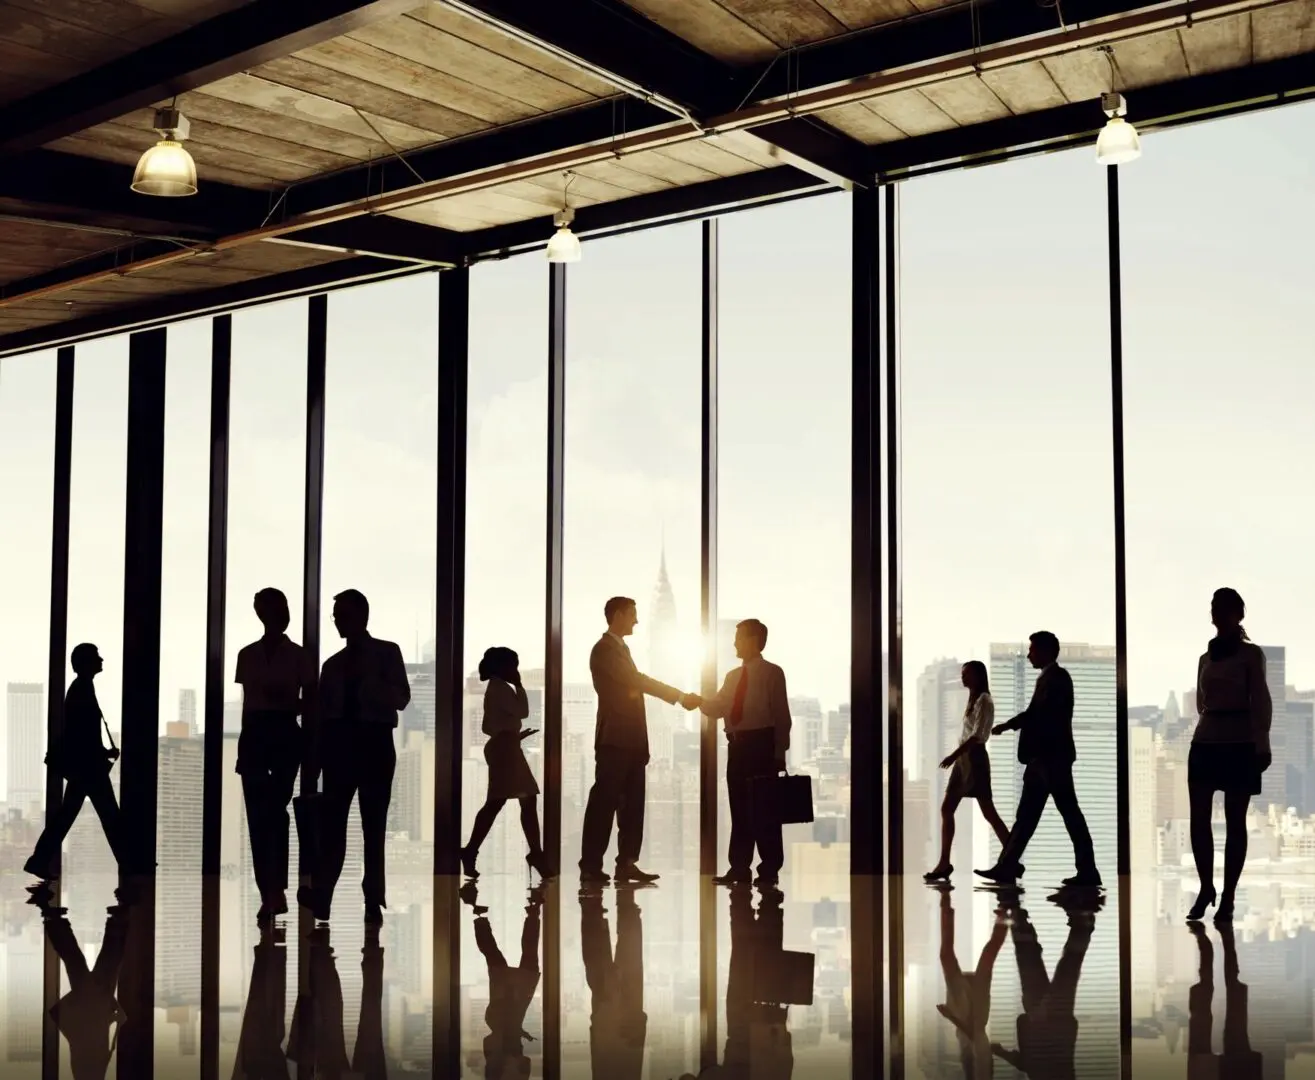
[579,595,698,885]
[975,631,1101,889]
[700,619,793,887]
[304,588,411,925]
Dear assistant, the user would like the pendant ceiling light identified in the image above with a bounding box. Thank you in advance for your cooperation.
[546,172,580,263]
[1096,91,1141,165]
[132,106,198,197]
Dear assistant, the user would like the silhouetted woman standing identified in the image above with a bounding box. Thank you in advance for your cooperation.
[1187,587,1272,922]
[460,647,550,879]
[926,661,1012,882]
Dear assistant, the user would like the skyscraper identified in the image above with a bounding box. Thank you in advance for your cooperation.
[178,687,197,731]
[5,683,42,816]
[987,643,1117,878]
[914,659,966,783]
[645,546,683,766]
[1260,645,1292,812]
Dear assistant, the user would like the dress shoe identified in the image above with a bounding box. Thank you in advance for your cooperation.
[579,868,611,886]
[1061,870,1103,889]
[365,902,384,926]
[713,869,751,887]
[615,864,660,884]
[974,864,1018,886]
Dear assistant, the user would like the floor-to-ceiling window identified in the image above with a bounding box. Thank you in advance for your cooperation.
[0,348,56,1080]
[156,319,212,1077]
[562,223,703,1076]
[220,299,307,1079]
[718,192,853,1077]
[899,147,1118,1079]
[462,252,549,1073]
[1121,99,1315,1069]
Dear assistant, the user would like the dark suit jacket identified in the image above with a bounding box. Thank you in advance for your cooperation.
[589,634,680,758]
[1007,664,1076,765]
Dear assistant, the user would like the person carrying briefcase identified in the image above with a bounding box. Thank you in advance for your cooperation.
[696,619,795,889]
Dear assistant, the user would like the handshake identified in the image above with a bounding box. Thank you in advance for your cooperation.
[679,692,703,712]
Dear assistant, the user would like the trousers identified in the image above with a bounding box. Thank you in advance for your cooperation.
[726,728,784,875]
[31,766,122,869]
[579,746,647,872]
[319,725,396,909]
[999,759,1096,875]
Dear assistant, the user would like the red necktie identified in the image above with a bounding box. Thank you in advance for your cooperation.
[729,665,749,728]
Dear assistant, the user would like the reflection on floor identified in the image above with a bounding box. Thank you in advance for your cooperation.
[12,869,1312,1078]
[0,869,850,1079]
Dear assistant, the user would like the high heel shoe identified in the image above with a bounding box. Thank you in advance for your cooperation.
[526,851,553,880]
[923,864,952,883]
[1214,894,1235,923]
[1187,886,1217,921]
[459,846,479,879]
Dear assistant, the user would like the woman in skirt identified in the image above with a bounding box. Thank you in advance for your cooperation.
[460,647,551,880]
[1187,587,1272,922]
[925,660,1012,882]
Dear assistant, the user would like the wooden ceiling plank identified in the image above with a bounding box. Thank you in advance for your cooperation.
[297,35,543,126]
[1251,0,1315,62]
[812,0,918,30]
[100,108,364,175]
[718,0,848,47]
[388,201,504,231]
[611,0,776,62]
[572,158,677,195]
[2,0,172,46]
[653,137,762,178]
[865,87,959,136]
[252,56,488,140]
[520,169,633,204]
[918,74,1013,124]
[410,3,619,97]
[1179,12,1252,76]
[351,13,599,113]
[177,89,403,161]
[815,101,906,143]
[613,146,723,186]
[1108,28,1192,90]
[202,72,441,149]
[1040,50,1115,104]
[979,62,1069,114]
[0,7,145,66]
[709,128,786,168]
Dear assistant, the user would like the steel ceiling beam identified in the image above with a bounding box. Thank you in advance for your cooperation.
[0,0,420,156]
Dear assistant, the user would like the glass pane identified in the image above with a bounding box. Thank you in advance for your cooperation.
[717,193,853,1077]
[156,319,212,1076]
[899,150,1118,1078]
[0,349,56,1080]
[221,298,307,1079]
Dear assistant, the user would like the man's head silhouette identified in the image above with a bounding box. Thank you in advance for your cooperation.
[70,643,102,677]
[333,589,370,641]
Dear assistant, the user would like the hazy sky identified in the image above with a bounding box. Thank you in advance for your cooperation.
[2,100,1314,792]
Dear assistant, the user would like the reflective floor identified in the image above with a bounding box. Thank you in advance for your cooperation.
[5,868,1314,1077]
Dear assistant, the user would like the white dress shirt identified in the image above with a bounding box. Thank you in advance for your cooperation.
[702,656,792,759]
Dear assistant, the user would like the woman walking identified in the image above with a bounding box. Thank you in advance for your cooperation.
[1187,587,1271,922]
[460,647,550,880]
[925,660,1012,883]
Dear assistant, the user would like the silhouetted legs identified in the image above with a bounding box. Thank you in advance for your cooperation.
[289,929,350,1076]
[726,729,784,878]
[466,796,545,860]
[234,929,289,1077]
[1189,922,1263,1077]
[29,769,123,874]
[998,761,1096,877]
[1221,792,1250,908]
[935,791,1011,872]
[1188,783,1216,896]
[240,733,301,906]
[580,747,647,874]
[582,888,647,1079]
[46,903,129,1080]
[353,928,387,1080]
[320,727,396,913]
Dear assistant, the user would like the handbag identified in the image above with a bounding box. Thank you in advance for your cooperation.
[751,772,814,826]
[752,948,816,1006]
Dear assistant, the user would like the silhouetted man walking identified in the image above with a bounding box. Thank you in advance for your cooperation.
[25,643,123,879]
[307,589,410,925]
[579,596,697,885]
[976,631,1100,889]
[235,587,315,923]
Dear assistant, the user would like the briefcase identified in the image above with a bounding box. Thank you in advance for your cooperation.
[752,947,815,1006]
[752,772,814,826]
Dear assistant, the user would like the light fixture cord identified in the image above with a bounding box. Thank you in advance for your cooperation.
[1101,44,1124,93]
[352,106,427,186]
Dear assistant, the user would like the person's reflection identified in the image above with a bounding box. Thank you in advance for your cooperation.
[34,891,130,1080]
[233,925,289,1079]
[724,885,794,1079]
[1187,922,1262,1079]
[582,886,647,1079]
[991,891,1101,1080]
[462,881,543,1079]
[935,885,1007,1078]
[287,922,388,1079]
